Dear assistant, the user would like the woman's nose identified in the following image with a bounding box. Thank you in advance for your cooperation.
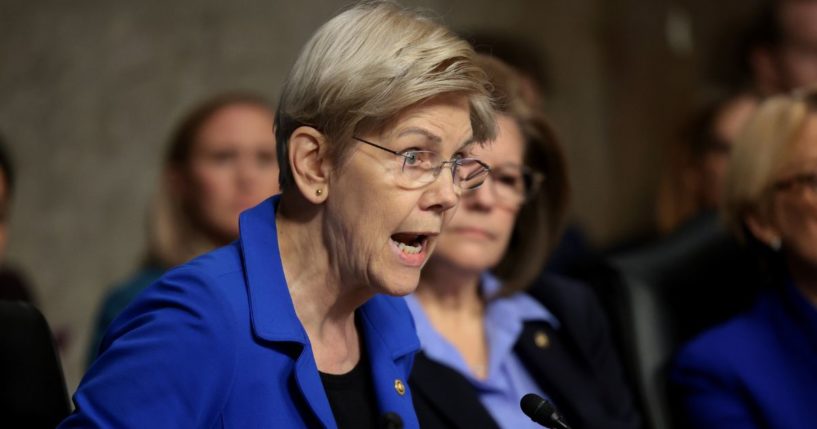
[419,168,460,213]
[235,156,260,190]
[463,176,496,210]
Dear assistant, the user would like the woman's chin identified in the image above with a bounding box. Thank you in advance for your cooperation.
[377,270,422,297]
[430,251,500,275]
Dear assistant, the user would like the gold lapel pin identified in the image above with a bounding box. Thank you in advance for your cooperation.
[394,378,406,396]
[534,330,550,349]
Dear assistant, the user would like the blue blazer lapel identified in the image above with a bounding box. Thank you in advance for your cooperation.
[238,195,336,428]
[238,196,421,428]
[360,295,421,428]
[238,195,304,341]
[293,346,337,429]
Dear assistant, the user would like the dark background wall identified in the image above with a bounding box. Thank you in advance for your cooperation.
[0,0,760,391]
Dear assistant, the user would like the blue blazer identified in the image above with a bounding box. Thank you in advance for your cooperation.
[670,280,817,429]
[60,196,422,428]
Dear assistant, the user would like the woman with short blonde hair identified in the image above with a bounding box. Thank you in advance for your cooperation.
[722,90,817,241]
[64,2,495,428]
[275,2,495,189]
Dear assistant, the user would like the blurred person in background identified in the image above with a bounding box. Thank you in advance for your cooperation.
[86,92,280,365]
[0,133,36,304]
[658,0,817,234]
[408,55,640,429]
[656,94,758,234]
[61,2,496,427]
[671,88,817,429]
[748,0,817,95]
[468,31,593,276]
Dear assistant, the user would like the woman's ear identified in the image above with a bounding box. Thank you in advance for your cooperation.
[745,209,782,250]
[287,126,331,204]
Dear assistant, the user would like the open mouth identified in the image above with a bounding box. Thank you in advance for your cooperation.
[390,232,428,255]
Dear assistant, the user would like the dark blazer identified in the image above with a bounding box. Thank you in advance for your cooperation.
[0,301,69,428]
[410,273,641,429]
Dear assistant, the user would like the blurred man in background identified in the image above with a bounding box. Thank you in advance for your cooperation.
[751,0,817,95]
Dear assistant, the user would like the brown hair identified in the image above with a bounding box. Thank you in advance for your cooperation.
[656,95,728,233]
[476,54,570,296]
[146,92,275,268]
[656,93,759,233]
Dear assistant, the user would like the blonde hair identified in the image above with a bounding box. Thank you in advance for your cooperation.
[723,88,817,240]
[275,1,496,189]
[475,54,570,295]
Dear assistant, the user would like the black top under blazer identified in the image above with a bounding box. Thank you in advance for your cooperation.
[409,273,641,429]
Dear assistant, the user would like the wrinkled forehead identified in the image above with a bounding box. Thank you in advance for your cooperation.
[373,94,475,151]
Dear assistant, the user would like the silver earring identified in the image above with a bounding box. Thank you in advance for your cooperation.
[769,237,782,251]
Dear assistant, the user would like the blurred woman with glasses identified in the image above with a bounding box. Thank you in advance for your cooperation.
[671,88,817,429]
[60,2,494,428]
[407,54,640,429]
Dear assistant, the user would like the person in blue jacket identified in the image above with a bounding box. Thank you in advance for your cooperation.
[58,2,496,428]
[671,88,817,429]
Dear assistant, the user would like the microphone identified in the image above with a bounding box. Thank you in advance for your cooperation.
[520,393,572,429]
[379,412,404,429]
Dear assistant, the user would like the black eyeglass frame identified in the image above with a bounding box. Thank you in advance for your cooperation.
[484,163,547,206]
[773,171,817,193]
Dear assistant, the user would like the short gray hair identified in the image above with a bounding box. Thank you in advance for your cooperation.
[275,1,496,189]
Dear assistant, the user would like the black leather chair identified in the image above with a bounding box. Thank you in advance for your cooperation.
[607,213,763,429]
[0,301,70,428]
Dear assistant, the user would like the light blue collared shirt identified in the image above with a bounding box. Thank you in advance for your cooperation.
[405,272,559,429]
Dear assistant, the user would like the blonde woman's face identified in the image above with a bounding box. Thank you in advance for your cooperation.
[427,114,524,275]
[186,103,280,243]
[769,114,817,267]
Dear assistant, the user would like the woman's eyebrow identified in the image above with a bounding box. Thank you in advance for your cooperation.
[396,128,475,153]
[457,137,476,153]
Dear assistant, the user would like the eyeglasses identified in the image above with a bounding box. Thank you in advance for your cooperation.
[773,171,817,194]
[482,163,545,207]
[353,136,491,192]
